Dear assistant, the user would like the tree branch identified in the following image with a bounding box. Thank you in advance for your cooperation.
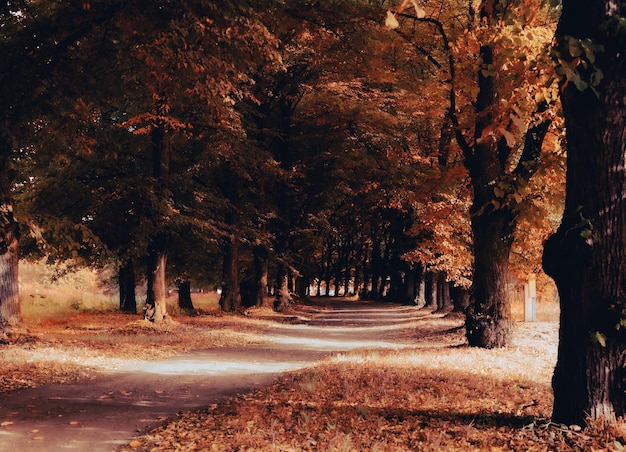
[396,12,474,165]
[513,102,551,182]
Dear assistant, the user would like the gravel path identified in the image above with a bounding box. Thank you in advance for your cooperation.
[0,301,426,451]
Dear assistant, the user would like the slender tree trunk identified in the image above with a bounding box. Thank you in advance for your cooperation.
[177,279,194,311]
[145,238,168,322]
[371,236,381,299]
[253,246,269,307]
[424,271,436,310]
[542,0,626,425]
[119,259,136,314]
[436,273,452,312]
[274,262,291,311]
[416,265,426,307]
[144,98,172,322]
[219,232,241,312]
[0,234,19,329]
[0,132,21,334]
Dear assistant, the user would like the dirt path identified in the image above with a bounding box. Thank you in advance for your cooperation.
[0,300,433,451]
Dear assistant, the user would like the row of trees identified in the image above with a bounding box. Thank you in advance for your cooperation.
[4,0,625,426]
[2,0,498,323]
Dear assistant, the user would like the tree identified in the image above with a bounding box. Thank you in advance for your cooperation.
[543,0,626,425]
[1,1,128,334]
[387,0,558,347]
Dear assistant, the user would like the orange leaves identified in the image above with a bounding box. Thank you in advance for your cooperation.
[122,111,190,136]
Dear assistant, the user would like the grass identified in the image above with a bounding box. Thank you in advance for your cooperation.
[19,260,222,324]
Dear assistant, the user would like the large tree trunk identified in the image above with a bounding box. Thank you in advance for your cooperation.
[542,0,626,425]
[119,259,136,314]
[466,207,515,347]
[219,232,241,312]
[145,239,168,322]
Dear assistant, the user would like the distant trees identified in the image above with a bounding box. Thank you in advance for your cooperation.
[543,0,626,426]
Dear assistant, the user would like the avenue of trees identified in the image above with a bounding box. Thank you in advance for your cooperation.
[1,0,625,426]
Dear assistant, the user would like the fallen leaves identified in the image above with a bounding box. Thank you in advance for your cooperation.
[1,304,623,451]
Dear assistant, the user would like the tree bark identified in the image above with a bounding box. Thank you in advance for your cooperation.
[423,271,436,310]
[145,238,168,322]
[466,207,515,347]
[274,262,292,311]
[543,0,626,425]
[177,279,194,311]
[253,246,269,307]
[435,273,452,312]
[0,132,21,334]
[219,232,241,312]
[119,259,136,314]
[451,284,470,312]
[144,97,172,322]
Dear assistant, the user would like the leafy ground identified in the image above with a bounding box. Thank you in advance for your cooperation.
[1,295,626,451]
[123,311,626,452]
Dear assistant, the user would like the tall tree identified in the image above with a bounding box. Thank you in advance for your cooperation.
[388,0,557,347]
[543,0,626,425]
[1,1,127,334]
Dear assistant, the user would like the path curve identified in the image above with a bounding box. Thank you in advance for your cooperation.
[0,300,430,451]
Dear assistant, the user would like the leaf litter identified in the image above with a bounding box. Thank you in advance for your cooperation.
[1,305,625,450]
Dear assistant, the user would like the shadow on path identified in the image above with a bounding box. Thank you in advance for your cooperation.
[0,299,433,451]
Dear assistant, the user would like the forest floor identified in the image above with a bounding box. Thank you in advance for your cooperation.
[0,298,625,451]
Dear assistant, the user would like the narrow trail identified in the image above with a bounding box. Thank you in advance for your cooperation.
[0,300,434,451]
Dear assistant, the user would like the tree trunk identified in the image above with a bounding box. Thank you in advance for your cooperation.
[177,279,194,311]
[119,260,136,314]
[466,207,515,347]
[423,271,436,310]
[0,132,21,334]
[436,273,452,312]
[451,284,470,312]
[274,262,291,311]
[0,234,19,331]
[219,233,241,312]
[253,246,269,307]
[542,0,626,425]
[145,238,168,322]
[144,97,172,323]
[403,266,417,305]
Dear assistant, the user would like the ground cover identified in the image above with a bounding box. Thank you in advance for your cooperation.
[125,317,626,451]
[1,283,625,451]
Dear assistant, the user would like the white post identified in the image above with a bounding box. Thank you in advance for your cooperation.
[524,274,537,322]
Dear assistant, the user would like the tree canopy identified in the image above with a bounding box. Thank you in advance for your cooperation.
[3,1,563,328]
